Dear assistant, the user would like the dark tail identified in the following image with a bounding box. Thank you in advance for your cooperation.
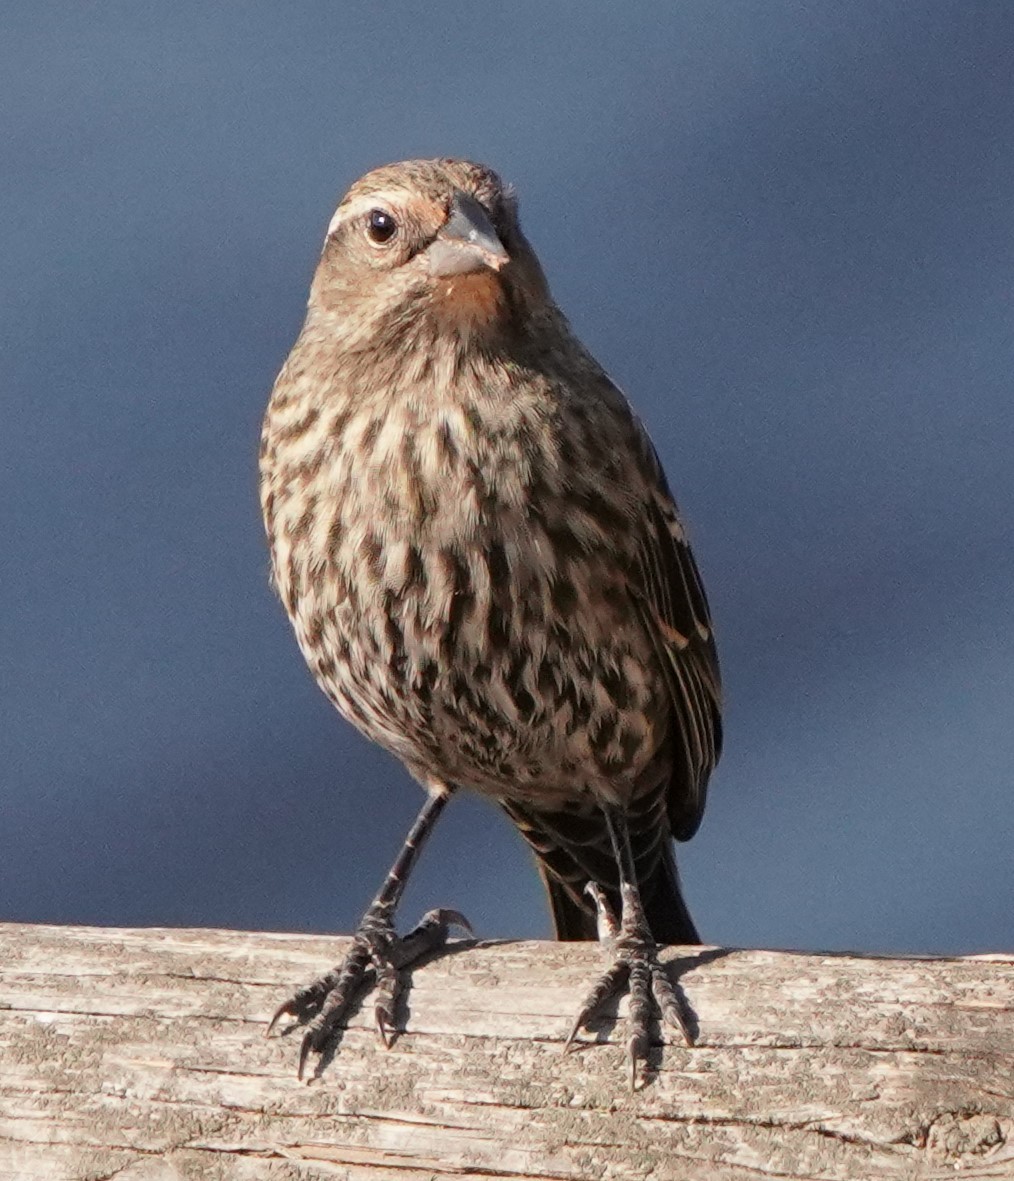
[503,799,701,946]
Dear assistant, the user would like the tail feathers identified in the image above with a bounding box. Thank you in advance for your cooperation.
[506,800,701,946]
[539,864,601,941]
[642,842,700,945]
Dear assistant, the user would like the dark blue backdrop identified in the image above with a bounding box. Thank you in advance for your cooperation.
[3,3,1012,954]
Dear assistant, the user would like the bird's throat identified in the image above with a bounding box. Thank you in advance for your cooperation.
[429,271,506,337]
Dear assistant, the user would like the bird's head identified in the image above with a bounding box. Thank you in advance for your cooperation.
[308,159,552,350]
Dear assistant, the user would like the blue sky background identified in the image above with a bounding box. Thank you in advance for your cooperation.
[3,3,1013,955]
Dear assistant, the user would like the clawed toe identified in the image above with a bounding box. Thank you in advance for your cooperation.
[269,907,471,1078]
[266,971,340,1037]
[564,959,629,1051]
[566,940,692,1089]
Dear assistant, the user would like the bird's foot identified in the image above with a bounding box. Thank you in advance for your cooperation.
[565,927,693,1090]
[267,906,471,1079]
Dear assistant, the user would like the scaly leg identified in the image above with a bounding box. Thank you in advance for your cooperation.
[565,806,693,1088]
[268,787,470,1078]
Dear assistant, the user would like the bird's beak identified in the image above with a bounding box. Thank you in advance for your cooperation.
[427,192,509,277]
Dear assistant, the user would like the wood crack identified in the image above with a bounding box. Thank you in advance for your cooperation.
[2,922,1012,1181]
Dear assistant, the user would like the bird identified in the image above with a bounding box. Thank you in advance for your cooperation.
[259,158,722,1086]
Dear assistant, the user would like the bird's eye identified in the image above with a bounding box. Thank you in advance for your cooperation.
[366,209,398,245]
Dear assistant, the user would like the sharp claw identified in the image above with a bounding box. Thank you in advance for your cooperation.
[567,939,694,1085]
[266,999,295,1037]
[651,961,694,1044]
[297,1031,316,1081]
[272,905,469,1076]
[563,1014,585,1053]
[375,999,397,1048]
[627,1026,649,1091]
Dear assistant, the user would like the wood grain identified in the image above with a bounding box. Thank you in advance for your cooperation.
[1,923,1012,1179]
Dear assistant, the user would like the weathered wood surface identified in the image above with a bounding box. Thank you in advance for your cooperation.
[0,924,1012,1180]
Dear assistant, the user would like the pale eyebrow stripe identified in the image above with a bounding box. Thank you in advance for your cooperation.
[327,193,403,237]
[326,192,449,239]
[326,201,360,237]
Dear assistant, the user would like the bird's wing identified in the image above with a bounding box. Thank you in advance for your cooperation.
[628,442,722,841]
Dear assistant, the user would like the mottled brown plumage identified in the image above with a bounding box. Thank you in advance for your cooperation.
[259,158,721,1085]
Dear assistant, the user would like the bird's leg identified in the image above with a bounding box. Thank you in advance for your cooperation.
[565,806,693,1088]
[267,787,471,1078]
[584,881,620,939]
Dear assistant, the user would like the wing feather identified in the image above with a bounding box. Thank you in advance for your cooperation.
[629,458,722,840]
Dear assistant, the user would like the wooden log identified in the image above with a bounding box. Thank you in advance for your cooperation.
[0,923,1012,1180]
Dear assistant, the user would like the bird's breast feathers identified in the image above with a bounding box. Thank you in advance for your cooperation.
[262,385,669,802]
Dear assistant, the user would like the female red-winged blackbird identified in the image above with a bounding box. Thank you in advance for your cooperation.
[259,159,721,1086]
